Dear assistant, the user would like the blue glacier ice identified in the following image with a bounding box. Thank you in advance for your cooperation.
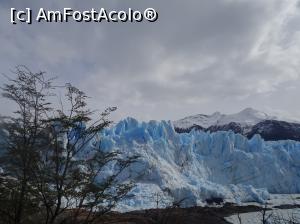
[89,118,300,211]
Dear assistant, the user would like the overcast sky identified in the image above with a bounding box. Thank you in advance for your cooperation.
[1,0,300,121]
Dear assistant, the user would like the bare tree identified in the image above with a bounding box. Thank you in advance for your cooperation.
[0,67,138,224]
[0,66,53,224]
[261,204,273,224]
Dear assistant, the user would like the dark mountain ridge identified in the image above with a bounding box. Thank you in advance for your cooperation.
[174,120,300,141]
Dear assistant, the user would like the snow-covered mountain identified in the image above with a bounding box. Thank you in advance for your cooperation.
[173,108,300,141]
[174,108,276,129]
[89,117,300,211]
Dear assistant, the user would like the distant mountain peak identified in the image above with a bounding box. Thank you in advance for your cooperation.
[240,107,257,113]
[237,107,260,117]
[173,108,276,129]
[173,108,300,141]
[237,107,271,119]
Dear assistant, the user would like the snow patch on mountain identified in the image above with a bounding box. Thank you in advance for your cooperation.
[88,117,300,211]
[173,108,277,129]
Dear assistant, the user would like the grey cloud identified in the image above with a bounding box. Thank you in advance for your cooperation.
[0,0,300,121]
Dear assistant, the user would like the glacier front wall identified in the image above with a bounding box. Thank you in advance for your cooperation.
[92,118,300,210]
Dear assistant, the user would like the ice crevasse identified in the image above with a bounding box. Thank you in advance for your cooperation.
[88,118,300,211]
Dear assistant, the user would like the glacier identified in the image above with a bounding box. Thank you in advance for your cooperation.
[87,117,300,211]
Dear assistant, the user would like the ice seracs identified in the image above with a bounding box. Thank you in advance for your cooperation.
[88,117,300,211]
